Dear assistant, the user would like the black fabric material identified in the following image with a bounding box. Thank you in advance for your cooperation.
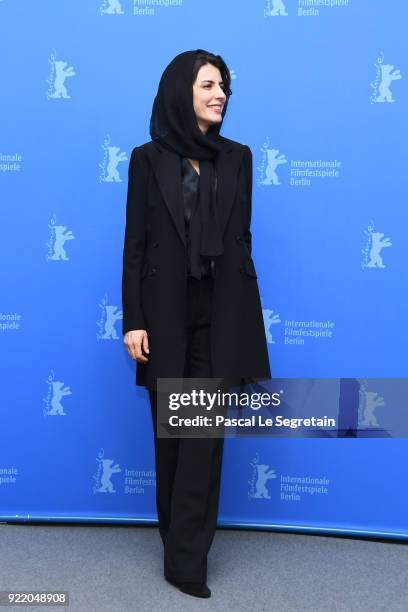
[148,276,225,582]
[181,157,215,278]
[149,49,231,279]
[122,140,272,391]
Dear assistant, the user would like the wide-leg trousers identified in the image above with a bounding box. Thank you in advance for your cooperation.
[148,275,225,583]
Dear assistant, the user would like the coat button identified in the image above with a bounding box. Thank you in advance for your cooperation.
[236,235,242,242]
[153,242,159,248]
[152,267,156,274]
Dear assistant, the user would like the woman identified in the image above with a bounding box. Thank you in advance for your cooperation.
[122,49,271,598]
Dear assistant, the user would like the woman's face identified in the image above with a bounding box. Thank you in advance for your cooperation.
[192,63,227,134]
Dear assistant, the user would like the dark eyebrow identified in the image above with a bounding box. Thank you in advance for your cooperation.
[200,79,225,85]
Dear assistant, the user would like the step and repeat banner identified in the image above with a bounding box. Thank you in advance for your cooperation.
[1,1,407,539]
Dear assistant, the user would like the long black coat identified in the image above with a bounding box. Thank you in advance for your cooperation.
[122,136,271,390]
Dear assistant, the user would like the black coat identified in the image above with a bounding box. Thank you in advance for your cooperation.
[122,136,271,390]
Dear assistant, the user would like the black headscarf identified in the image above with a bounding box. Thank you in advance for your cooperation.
[149,49,232,276]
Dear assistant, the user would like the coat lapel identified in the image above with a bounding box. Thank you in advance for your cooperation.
[144,139,244,248]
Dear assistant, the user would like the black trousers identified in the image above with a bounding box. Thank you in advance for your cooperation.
[148,275,225,583]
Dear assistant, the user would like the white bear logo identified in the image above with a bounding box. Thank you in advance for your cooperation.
[47,381,72,416]
[43,372,72,416]
[376,64,402,103]
[251,464,277,499]
[265,0,288,17]
[102,305,123,339]
[49,60,76,99]
[96,459,122,493]
[262,306,281,344]
[46,220,75,261]
[47,223,75,261]
[97,295,123,340]
[259,144,287,186]
[364,231,392,269]
[101,146,128,183]
[101,0,124,14]
[358,386,385,427]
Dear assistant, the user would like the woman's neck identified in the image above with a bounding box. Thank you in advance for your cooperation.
[187,159,200,176]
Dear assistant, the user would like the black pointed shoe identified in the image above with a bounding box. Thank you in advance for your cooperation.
[166,577,211,598]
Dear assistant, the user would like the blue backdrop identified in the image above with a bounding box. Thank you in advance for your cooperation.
[1,0,407,539]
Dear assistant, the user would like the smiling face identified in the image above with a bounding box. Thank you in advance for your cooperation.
[192,63,227,134]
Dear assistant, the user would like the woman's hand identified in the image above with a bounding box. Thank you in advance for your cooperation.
[124,330,149,363]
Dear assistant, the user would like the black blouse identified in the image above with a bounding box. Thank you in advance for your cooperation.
[181,157,216,279]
